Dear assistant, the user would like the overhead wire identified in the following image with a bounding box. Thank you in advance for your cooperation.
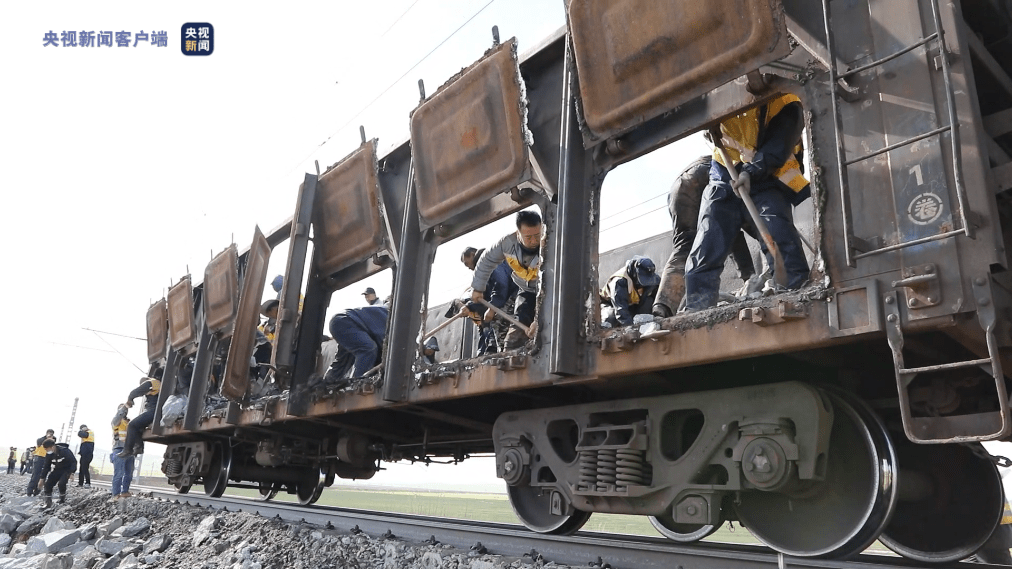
[89,330,147,374]
[285,0,498,178]
[380,0,425,38]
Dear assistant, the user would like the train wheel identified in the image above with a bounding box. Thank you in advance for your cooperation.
[257,482,278,501]
[649,512,720,543]
[296,468,325,506]
[734,390,897,558]
[506,485,591,535]
[174,482,191,494]
[203,443,232,498]
[879,442,1003,563]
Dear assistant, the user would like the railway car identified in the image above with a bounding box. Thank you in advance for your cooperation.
[144,0,1012,562]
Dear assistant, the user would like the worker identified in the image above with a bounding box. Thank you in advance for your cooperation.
[683,94,811,312]
[601,256,661,327]
[110,404,134,498]
[117,375,161,458]
[470,210,542,350]
[422,336,440,365]
[7,447,16,475]
[652,156,758,317]
[76,424,94,488]
[460,246,518,355]
[270,274,284,300]
[26,430,54,496]
[324,305,389,382]
[19,447,31,475]
[40,439,76,508]
[362,287,380,306]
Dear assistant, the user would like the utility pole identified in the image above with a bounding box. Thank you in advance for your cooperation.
[65,398,79,444]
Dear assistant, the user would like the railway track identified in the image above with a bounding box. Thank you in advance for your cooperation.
[93,482,980,569]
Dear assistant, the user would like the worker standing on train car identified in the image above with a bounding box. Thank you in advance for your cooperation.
[422,336,440,365]
[40,439,76,508]
[460,246,519,355]
[26,430,54,496]
[470,210,542,350]
[362,287,381,306]
[117,375,161,459]
[601,256,661,327]
[652,156,758,317]
[76,424,94,488]
[683,95,811,312]
[325,305,389,381]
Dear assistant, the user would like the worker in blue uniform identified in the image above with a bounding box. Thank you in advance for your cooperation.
[325,305,389,381]
[601,256,661,327]
[41,439,76,508]
[461,246,519,355]
[683,94,811,312]
[117,375,161,458]
[652,156,757,317]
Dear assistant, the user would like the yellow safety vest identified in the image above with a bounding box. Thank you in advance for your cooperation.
[80,429,94,443]
[113,419,129,446]
[601,267,642,306]
[34,445,47,458]
[1002,501,1012,525]
[147,378,161,396]
[713,94,808,194]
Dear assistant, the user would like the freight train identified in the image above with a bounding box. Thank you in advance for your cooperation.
[143,0,1012,562]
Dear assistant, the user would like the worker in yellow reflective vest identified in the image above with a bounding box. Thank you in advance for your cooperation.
[76,425,94,488]
[683,94,811,311]
[601,256,661,327]
[117,375,161,458]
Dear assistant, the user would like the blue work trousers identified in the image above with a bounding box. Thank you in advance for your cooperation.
[111,452,135,495]
[330,315,380,378]
[26,456,47,496]
[684,181,809,311]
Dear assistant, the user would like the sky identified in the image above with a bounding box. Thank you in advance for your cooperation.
[0,1,715,490]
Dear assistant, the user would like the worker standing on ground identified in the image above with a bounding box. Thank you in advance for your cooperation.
[117,375,161,458]
[41,439,76,508]
[470,210,542,349]
[110,404,134,498]
[76,424,94,488]
[19,447,30,475]
[26,430,54,496]
[7,447,16,475]
[683,95,811,311]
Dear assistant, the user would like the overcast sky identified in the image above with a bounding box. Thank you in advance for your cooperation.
[0,1,707,489]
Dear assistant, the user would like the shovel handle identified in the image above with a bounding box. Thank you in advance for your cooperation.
[476,298,531,334]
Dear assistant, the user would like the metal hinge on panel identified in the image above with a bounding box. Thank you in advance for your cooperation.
[892,264,941,309]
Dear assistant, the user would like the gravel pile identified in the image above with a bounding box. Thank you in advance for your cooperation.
[0,474,574,568]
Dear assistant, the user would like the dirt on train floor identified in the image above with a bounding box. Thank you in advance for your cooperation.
[0,472,564,569]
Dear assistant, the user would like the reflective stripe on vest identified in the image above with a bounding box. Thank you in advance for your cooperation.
[713,94,809,194]
[1002,501,1012,525]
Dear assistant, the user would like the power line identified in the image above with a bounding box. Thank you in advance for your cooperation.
[90,331,147,375]
[285,0,498,177]
[81,327,146,341]
[380,0,424,37]
[600,204,669,233]
[600,191,667,223]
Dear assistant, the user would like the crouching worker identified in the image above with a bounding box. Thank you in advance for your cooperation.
[601,256,661,327]
[324,305,389,387]
[41,439,76,508]
[118,375,161,459]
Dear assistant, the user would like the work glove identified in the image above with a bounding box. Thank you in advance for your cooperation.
[731,169,751,197]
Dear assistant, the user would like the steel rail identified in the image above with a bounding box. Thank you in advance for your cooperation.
[96,482,960,569]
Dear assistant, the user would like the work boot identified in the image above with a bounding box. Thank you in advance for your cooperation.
[652,272,685,318]
[84,483,91,489]
[43,493,52,508]
[58,493,65,504]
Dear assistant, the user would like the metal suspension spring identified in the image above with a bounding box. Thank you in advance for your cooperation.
[577,450,597,489]
[597,449,618,490]
[615,449,648,487]
[164,458,183,477]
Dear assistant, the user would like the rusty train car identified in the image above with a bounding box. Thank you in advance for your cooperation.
[144,0,1012,562]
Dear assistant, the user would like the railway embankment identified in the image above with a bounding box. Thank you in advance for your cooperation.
[0,475,546,569]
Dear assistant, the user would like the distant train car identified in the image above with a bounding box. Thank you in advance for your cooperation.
[145,0,1012,562]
